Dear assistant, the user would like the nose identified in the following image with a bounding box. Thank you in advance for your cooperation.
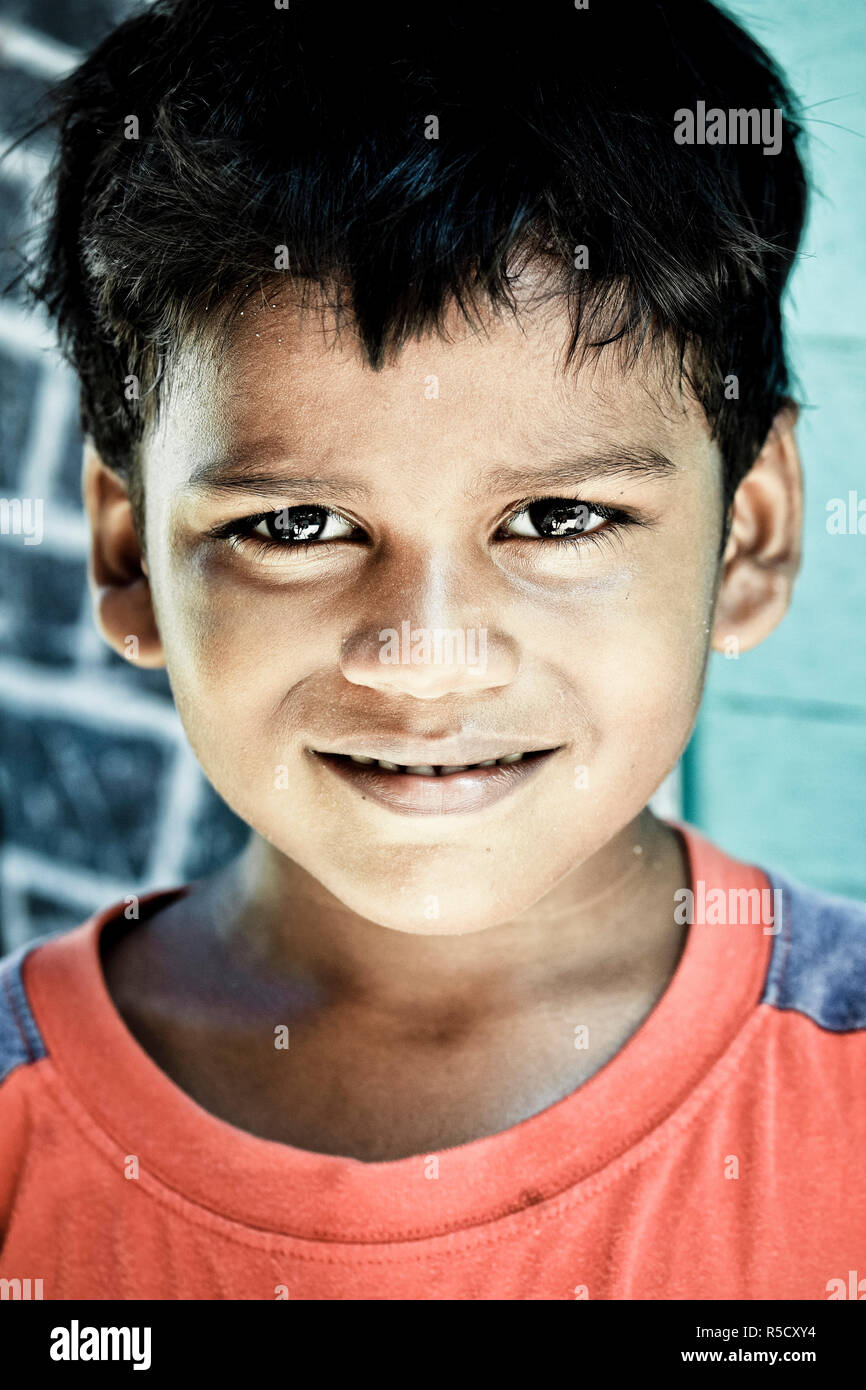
[339,565,518,699]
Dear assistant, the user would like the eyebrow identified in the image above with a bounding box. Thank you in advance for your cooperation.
[187,443,676,500]
[470,446,676,499]
[187,452,372,501]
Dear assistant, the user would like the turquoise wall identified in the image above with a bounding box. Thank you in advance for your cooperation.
[683,1,866,897]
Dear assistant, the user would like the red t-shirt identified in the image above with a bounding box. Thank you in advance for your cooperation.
[1,819,865,1300]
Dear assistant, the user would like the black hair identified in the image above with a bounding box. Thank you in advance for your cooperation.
[24,0,808,529]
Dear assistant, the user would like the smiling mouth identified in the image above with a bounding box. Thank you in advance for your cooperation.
[312,745,560,816]
[319,749,555,776]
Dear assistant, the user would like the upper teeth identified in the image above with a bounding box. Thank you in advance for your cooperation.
[346,752,529,775]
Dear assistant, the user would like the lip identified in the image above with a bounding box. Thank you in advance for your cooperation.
[314,736,556,766]
[314,748,558,815]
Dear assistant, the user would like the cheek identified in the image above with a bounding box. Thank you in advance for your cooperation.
[150,559,325,757]
[535,534,714,777]
[589,539,715,756]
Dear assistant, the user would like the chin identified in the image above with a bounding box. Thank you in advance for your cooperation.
[322,873,528,935]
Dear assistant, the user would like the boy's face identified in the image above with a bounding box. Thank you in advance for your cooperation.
[122,290,738,933]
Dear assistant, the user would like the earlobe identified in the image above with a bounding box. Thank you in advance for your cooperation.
[82,442,165,669]
[711,404,803,655]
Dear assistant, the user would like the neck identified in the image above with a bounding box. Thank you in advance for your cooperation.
[202,808,689,1025]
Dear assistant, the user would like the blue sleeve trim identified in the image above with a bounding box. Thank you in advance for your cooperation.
[761,869,866,1032]
[0,939,49,1084]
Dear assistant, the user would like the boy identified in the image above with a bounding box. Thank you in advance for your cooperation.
[1,0,864,1301]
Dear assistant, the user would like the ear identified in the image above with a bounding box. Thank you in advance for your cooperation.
[711,404,803,655]
[82,441,165,668]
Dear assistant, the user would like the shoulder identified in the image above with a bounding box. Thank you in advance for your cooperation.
[761,868,866,1031]
[0,889,189,1092]
[0,936,50,1086]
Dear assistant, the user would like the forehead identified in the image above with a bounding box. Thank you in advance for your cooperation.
[146,284,714,492]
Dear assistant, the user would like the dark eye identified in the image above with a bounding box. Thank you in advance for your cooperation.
[250,506,354,544]
[504,499,608,539]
